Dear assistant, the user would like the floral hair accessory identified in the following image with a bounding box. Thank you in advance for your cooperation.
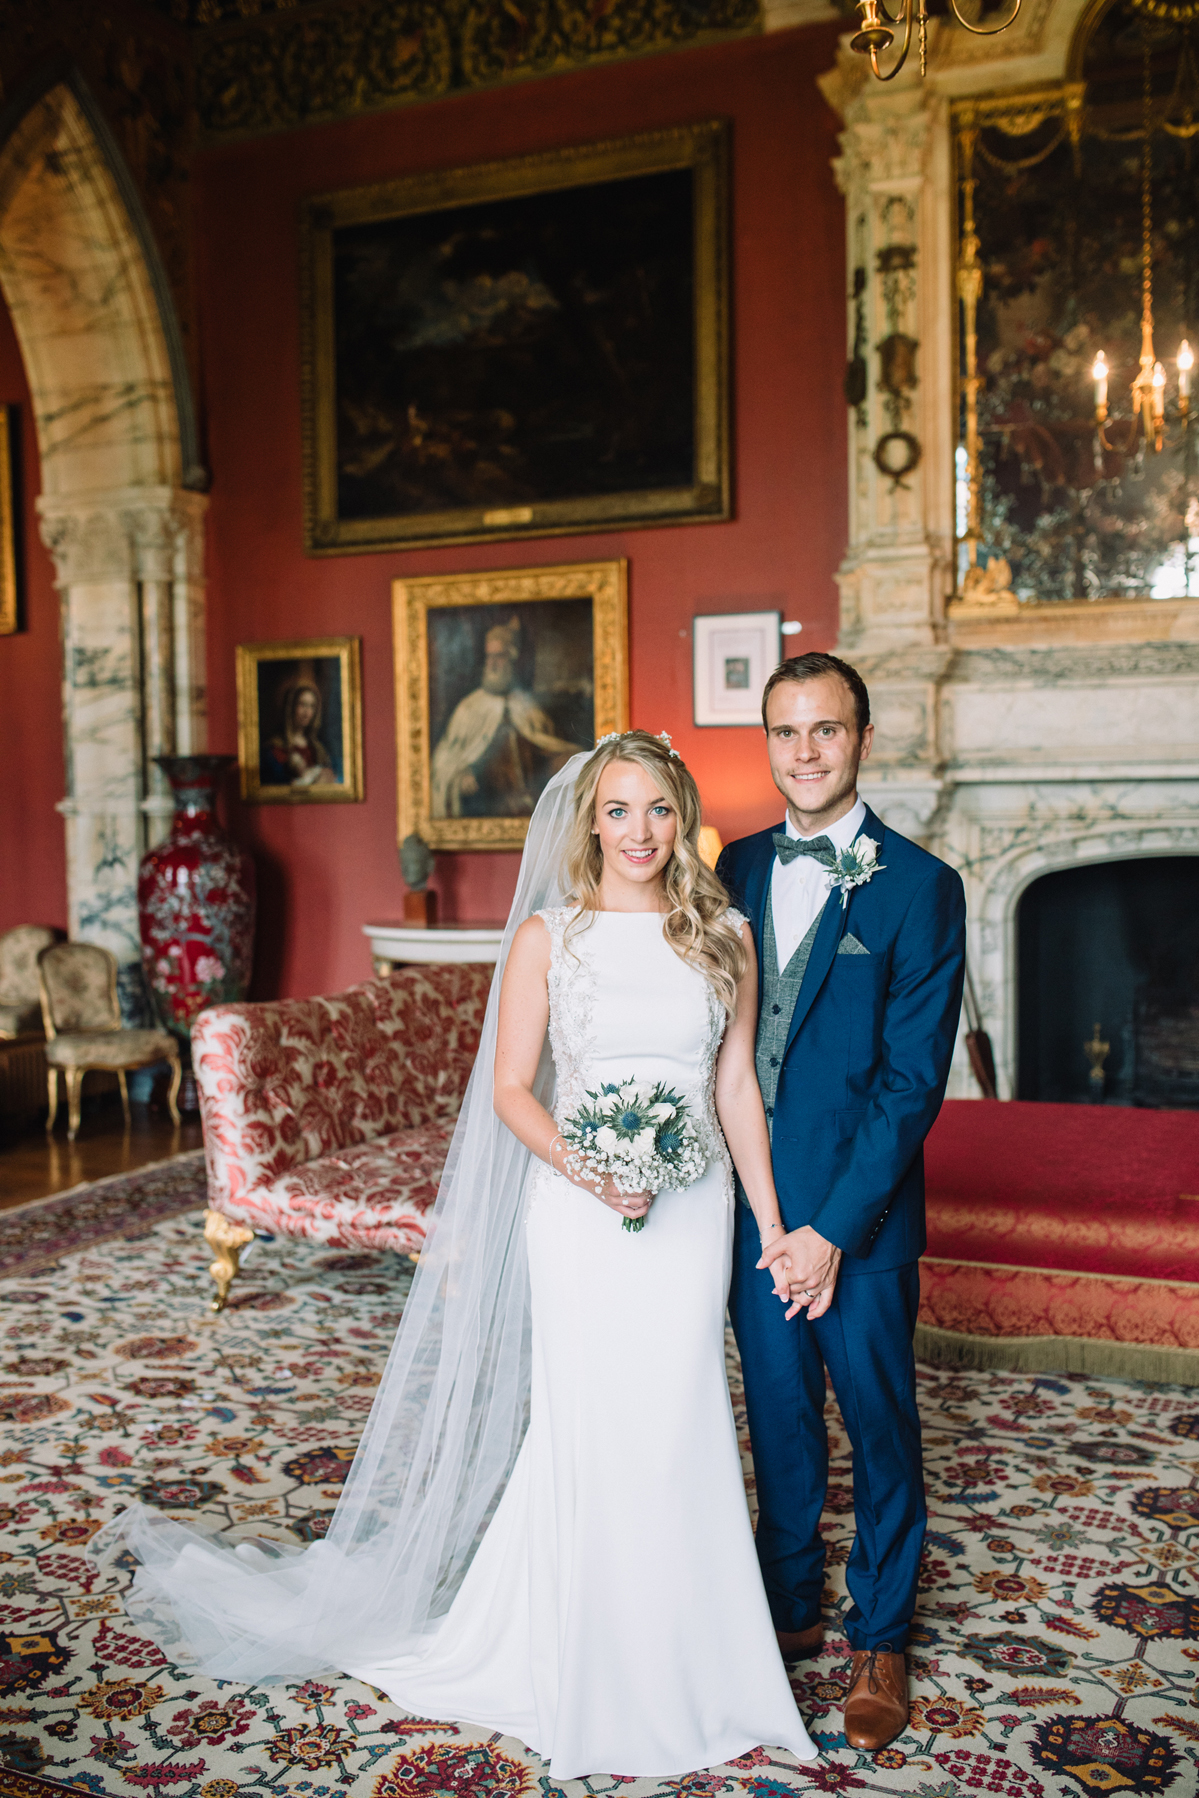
[595,730,681,759]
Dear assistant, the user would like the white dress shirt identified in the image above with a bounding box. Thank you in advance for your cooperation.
[770,796,867,973]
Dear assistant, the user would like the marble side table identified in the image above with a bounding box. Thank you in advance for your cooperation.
[363,923,505,975]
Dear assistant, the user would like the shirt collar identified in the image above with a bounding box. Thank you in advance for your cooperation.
[783,795,866,854]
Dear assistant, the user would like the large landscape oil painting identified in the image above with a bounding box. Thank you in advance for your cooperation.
[303,124,728,552]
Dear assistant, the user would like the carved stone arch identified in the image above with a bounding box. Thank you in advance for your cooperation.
[0,64,207,992]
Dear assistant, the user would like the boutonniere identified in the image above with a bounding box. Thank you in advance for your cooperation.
[827,836,886,910]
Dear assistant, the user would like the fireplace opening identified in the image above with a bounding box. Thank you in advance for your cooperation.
[1016,857,1199,1107]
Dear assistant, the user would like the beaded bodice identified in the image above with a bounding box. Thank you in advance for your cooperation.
[537,907,745,1167]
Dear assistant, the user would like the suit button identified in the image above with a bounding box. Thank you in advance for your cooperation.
[766,1106,774,1117]
[771,1004,781,1015]
[770,1056,779,1068]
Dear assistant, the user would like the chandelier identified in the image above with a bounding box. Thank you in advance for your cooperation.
[850,0,1022,82]
[1091,37,1197,453]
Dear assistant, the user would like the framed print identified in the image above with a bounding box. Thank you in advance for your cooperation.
[302,121,729,556]
[693,611,781,727]
[236,637,364,803]
[0,406,18,636]
[395,560,628,852]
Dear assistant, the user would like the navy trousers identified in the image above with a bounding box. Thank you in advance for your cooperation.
[728,1209,926,1651]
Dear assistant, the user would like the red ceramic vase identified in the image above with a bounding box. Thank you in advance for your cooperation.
[138,756,256,1055]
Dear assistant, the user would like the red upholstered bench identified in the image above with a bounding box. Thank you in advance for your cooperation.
[193,964,493,1311]
[920,1100,1199,1383]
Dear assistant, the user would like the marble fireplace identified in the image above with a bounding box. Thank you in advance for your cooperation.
[816,0,1199,1100]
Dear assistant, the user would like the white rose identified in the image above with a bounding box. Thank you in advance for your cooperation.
[635,1127,656,1152]
[857,837,879,866]
[618,1083,637,1102]
[595,1126,618,1154]
[648,1102,675,1122]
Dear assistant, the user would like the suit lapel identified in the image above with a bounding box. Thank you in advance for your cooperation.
[782,804,888,1057]
[742,830,780,1014]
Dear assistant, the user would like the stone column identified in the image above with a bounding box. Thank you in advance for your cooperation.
[820,53,954,844]
[38,486,207,1009]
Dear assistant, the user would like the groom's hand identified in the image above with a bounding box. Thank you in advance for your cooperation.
[758,1227,841,1321]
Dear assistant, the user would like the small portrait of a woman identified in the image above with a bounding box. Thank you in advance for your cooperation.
[237,640,363,804]
[263,675,339,789]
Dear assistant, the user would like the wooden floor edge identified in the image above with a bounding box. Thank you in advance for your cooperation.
[914,1323,1199,1387]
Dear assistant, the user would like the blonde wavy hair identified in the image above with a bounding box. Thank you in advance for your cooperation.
[562,731,747,1016]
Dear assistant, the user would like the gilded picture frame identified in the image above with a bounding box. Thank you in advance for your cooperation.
[0,406,19,636]
[301,122,729,556]
[235,637,364,803]
[395,559,628,852]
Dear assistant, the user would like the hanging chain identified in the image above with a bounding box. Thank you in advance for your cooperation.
[1143,34,1155,347]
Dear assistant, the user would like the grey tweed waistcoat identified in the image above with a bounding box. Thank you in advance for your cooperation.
[755,890,826,1142]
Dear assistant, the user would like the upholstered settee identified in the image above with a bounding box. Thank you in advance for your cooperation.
[194,963,493,1310]
[919,1099,1199,1385]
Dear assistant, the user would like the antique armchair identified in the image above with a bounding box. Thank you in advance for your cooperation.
[38,941,182,1139]
[0,925,61,1039]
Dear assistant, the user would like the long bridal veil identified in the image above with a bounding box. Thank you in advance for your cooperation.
[91,754,589,1683]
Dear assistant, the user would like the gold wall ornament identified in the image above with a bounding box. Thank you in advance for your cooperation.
[850,0,1022,82]
[957,111,985,589]
[0,407,18,637]
[394,560,628,854]
[300,122,729,555]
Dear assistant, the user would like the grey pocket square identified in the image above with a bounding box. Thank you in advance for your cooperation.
[838,933,870,956]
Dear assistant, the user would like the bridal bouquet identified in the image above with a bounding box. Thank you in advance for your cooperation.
[559,1078,707,1231]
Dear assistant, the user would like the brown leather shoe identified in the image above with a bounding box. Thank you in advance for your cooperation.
[774,1621,824,1661]
[843,1647,908,1750]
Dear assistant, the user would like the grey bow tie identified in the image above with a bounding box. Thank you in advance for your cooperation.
[773,832,836,868]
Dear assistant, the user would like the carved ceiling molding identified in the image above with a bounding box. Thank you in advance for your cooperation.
[149,0,763,141]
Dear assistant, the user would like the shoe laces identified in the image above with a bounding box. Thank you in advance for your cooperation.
[858,1642,895,1695]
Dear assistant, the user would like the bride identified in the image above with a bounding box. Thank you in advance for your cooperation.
[94,731,822,1782]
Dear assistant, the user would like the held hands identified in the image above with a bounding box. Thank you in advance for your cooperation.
[758,1224,842,1322]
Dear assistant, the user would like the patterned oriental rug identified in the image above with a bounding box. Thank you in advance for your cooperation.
[0,1163,1197,1798]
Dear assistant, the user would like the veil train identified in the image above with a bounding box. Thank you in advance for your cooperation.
[91,754,589,1683]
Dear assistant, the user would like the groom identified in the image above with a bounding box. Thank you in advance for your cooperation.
[717,652,965,1752]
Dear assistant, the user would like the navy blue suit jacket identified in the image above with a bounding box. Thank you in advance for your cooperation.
[717,806,966,1277]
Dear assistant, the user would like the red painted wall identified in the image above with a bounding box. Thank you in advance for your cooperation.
[195,24,848,999]
[0,293,68,936]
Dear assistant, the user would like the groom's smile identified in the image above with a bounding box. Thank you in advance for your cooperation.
[765,672,873,837]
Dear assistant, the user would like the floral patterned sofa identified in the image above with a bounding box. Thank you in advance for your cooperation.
[193,963,493,1311]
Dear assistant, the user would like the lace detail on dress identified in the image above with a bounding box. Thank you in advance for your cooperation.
[532,904,742,1207]
[538,906,596,1119]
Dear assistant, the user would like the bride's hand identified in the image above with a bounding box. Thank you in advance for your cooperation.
[592,1176,652,1222]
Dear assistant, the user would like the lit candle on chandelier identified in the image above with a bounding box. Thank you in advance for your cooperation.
[1092,350,1109,417]
[1153,361,1167,422]
[1178,339,1193,402]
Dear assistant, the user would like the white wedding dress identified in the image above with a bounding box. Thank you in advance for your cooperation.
[348,907,817,1780]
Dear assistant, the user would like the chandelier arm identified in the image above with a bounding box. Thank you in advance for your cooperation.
[948,0,1022,37]
[869,0,915,81]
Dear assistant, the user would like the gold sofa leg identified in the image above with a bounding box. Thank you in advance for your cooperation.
[117,1070,131,1131]
[204,1209,255,1314]
[46,1068,58,1134]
